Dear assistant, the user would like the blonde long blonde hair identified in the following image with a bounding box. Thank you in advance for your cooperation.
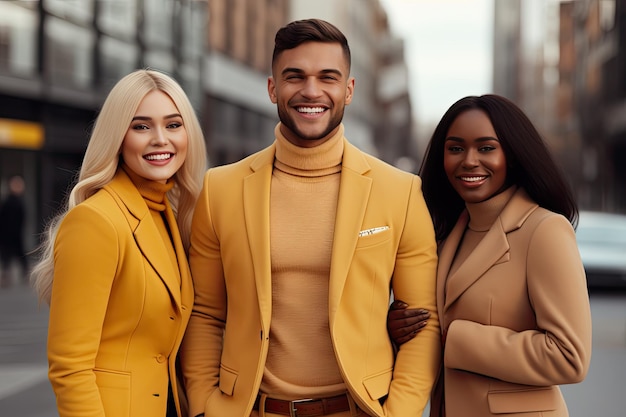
[31,69,207,303]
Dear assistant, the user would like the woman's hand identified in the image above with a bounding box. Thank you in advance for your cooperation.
[387,299,430,346]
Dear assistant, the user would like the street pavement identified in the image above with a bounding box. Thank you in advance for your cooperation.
[1,273,625,417]
[0,278,56,417]
[561,290,626,417]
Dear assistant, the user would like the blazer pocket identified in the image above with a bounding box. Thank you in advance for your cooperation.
[362,368,392,401]
[356,228,391,249]
[487,386,558,413]
[218,364,238,396]
[94,368,131,416]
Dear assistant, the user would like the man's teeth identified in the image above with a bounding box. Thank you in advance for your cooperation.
[461,176,486,182]
[145,154,172,161]
[297,107,325,114]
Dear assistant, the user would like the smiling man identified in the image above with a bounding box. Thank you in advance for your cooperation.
[180,19,441,417]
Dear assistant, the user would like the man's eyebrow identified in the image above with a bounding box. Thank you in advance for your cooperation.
[281,68,344,77]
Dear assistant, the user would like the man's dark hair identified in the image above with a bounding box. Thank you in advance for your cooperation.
[272,18,351,71]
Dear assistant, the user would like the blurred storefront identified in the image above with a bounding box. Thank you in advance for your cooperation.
[0,0,205,245]
[0,0,416,250]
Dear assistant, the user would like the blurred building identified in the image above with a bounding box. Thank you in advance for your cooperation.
[561,0,626,212]
[206,0,416,169]
[0,0,206,247]
[201,0,288,165]
[492,0,567,165]
[0,0,415,246]
[492,0,625,213]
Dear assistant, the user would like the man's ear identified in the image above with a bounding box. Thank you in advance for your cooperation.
[268,77,277,103]
[345,77,355,105]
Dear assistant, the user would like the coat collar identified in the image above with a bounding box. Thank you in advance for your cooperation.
[104,170,188,308]
[437,187,538,316]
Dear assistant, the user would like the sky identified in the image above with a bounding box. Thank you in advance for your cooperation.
[379,0,495,127]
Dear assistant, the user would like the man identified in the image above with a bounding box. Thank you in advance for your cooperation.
[0,175,27,287]
[180,18,440,417]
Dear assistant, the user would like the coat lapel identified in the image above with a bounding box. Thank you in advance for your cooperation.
[244,145,276,328]
[106,170,182,307]
[436,211,467,321]
[442,216,509,311]
[328,140,372,321]
[440,188,539,314]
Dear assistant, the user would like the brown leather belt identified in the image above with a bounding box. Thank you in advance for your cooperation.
[253,393,351,416]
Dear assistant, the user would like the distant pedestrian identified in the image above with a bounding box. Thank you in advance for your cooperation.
[0,175,28,287]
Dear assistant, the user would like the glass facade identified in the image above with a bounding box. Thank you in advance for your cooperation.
[98,0,137,39]
[144,0,175,47]
[0,2,38,77]
[0,0,207,236]
[45,0,94,24]
[100,36,139,89]
[45,17,94,88]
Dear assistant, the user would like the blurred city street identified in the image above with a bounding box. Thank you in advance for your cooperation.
[561,290,626,416]
[0,278,54,417]
[1,277,625,417]
[1,1,626,415]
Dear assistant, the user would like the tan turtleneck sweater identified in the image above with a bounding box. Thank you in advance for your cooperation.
[261,124,346,399]
[447,186,517,291]
[122,165,181,287]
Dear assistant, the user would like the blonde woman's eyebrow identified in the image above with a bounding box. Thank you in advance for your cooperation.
[131,113,182,121]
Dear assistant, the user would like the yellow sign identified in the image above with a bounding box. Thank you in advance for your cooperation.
[0,118,44,149]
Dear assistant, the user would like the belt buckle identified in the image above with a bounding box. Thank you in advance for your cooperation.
[289,398,313,417]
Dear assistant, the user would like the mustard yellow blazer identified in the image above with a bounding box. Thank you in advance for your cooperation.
[47,169,193,417]
[180,137,441,417]
[432,188,592,417]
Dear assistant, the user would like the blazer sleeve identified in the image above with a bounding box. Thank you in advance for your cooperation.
[48,204,120,417]
[385,175,441,416]
[445,214,592,385]
[179,170,227,417]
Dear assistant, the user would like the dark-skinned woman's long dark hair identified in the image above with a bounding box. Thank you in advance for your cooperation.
[419,94,578,242]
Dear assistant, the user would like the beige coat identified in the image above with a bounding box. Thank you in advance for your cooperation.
[180,137,441,417]
[432,188,592,417]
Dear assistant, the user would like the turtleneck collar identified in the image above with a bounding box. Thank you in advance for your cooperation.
[121,164,174,212]
[273,123,344,177]
[465,186,517,232]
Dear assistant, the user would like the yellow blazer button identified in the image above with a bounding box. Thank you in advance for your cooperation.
[156,354,166,363]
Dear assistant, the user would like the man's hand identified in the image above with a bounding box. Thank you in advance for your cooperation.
[387,300,430,346]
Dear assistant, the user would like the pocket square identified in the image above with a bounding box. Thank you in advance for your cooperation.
[358,226,389,237]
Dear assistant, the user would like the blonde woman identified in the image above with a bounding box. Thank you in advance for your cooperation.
[31,69,206,417]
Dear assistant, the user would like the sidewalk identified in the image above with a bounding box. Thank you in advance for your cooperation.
[0,281,55,415]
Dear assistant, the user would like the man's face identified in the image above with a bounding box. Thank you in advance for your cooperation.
[268,41,354,148]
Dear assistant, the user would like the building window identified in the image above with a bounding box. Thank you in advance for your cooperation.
[144,50,175,74]
[97,0,137,40]
[144,0,174,49]
[45,17,94,88]
[100,36,138,88]
[0,2,37,77]
[45,0,94,24]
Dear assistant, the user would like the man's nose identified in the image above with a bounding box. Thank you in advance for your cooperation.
[301,77,323,98]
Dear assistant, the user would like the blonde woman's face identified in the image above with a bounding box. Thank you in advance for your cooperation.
[121,90,188,183]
